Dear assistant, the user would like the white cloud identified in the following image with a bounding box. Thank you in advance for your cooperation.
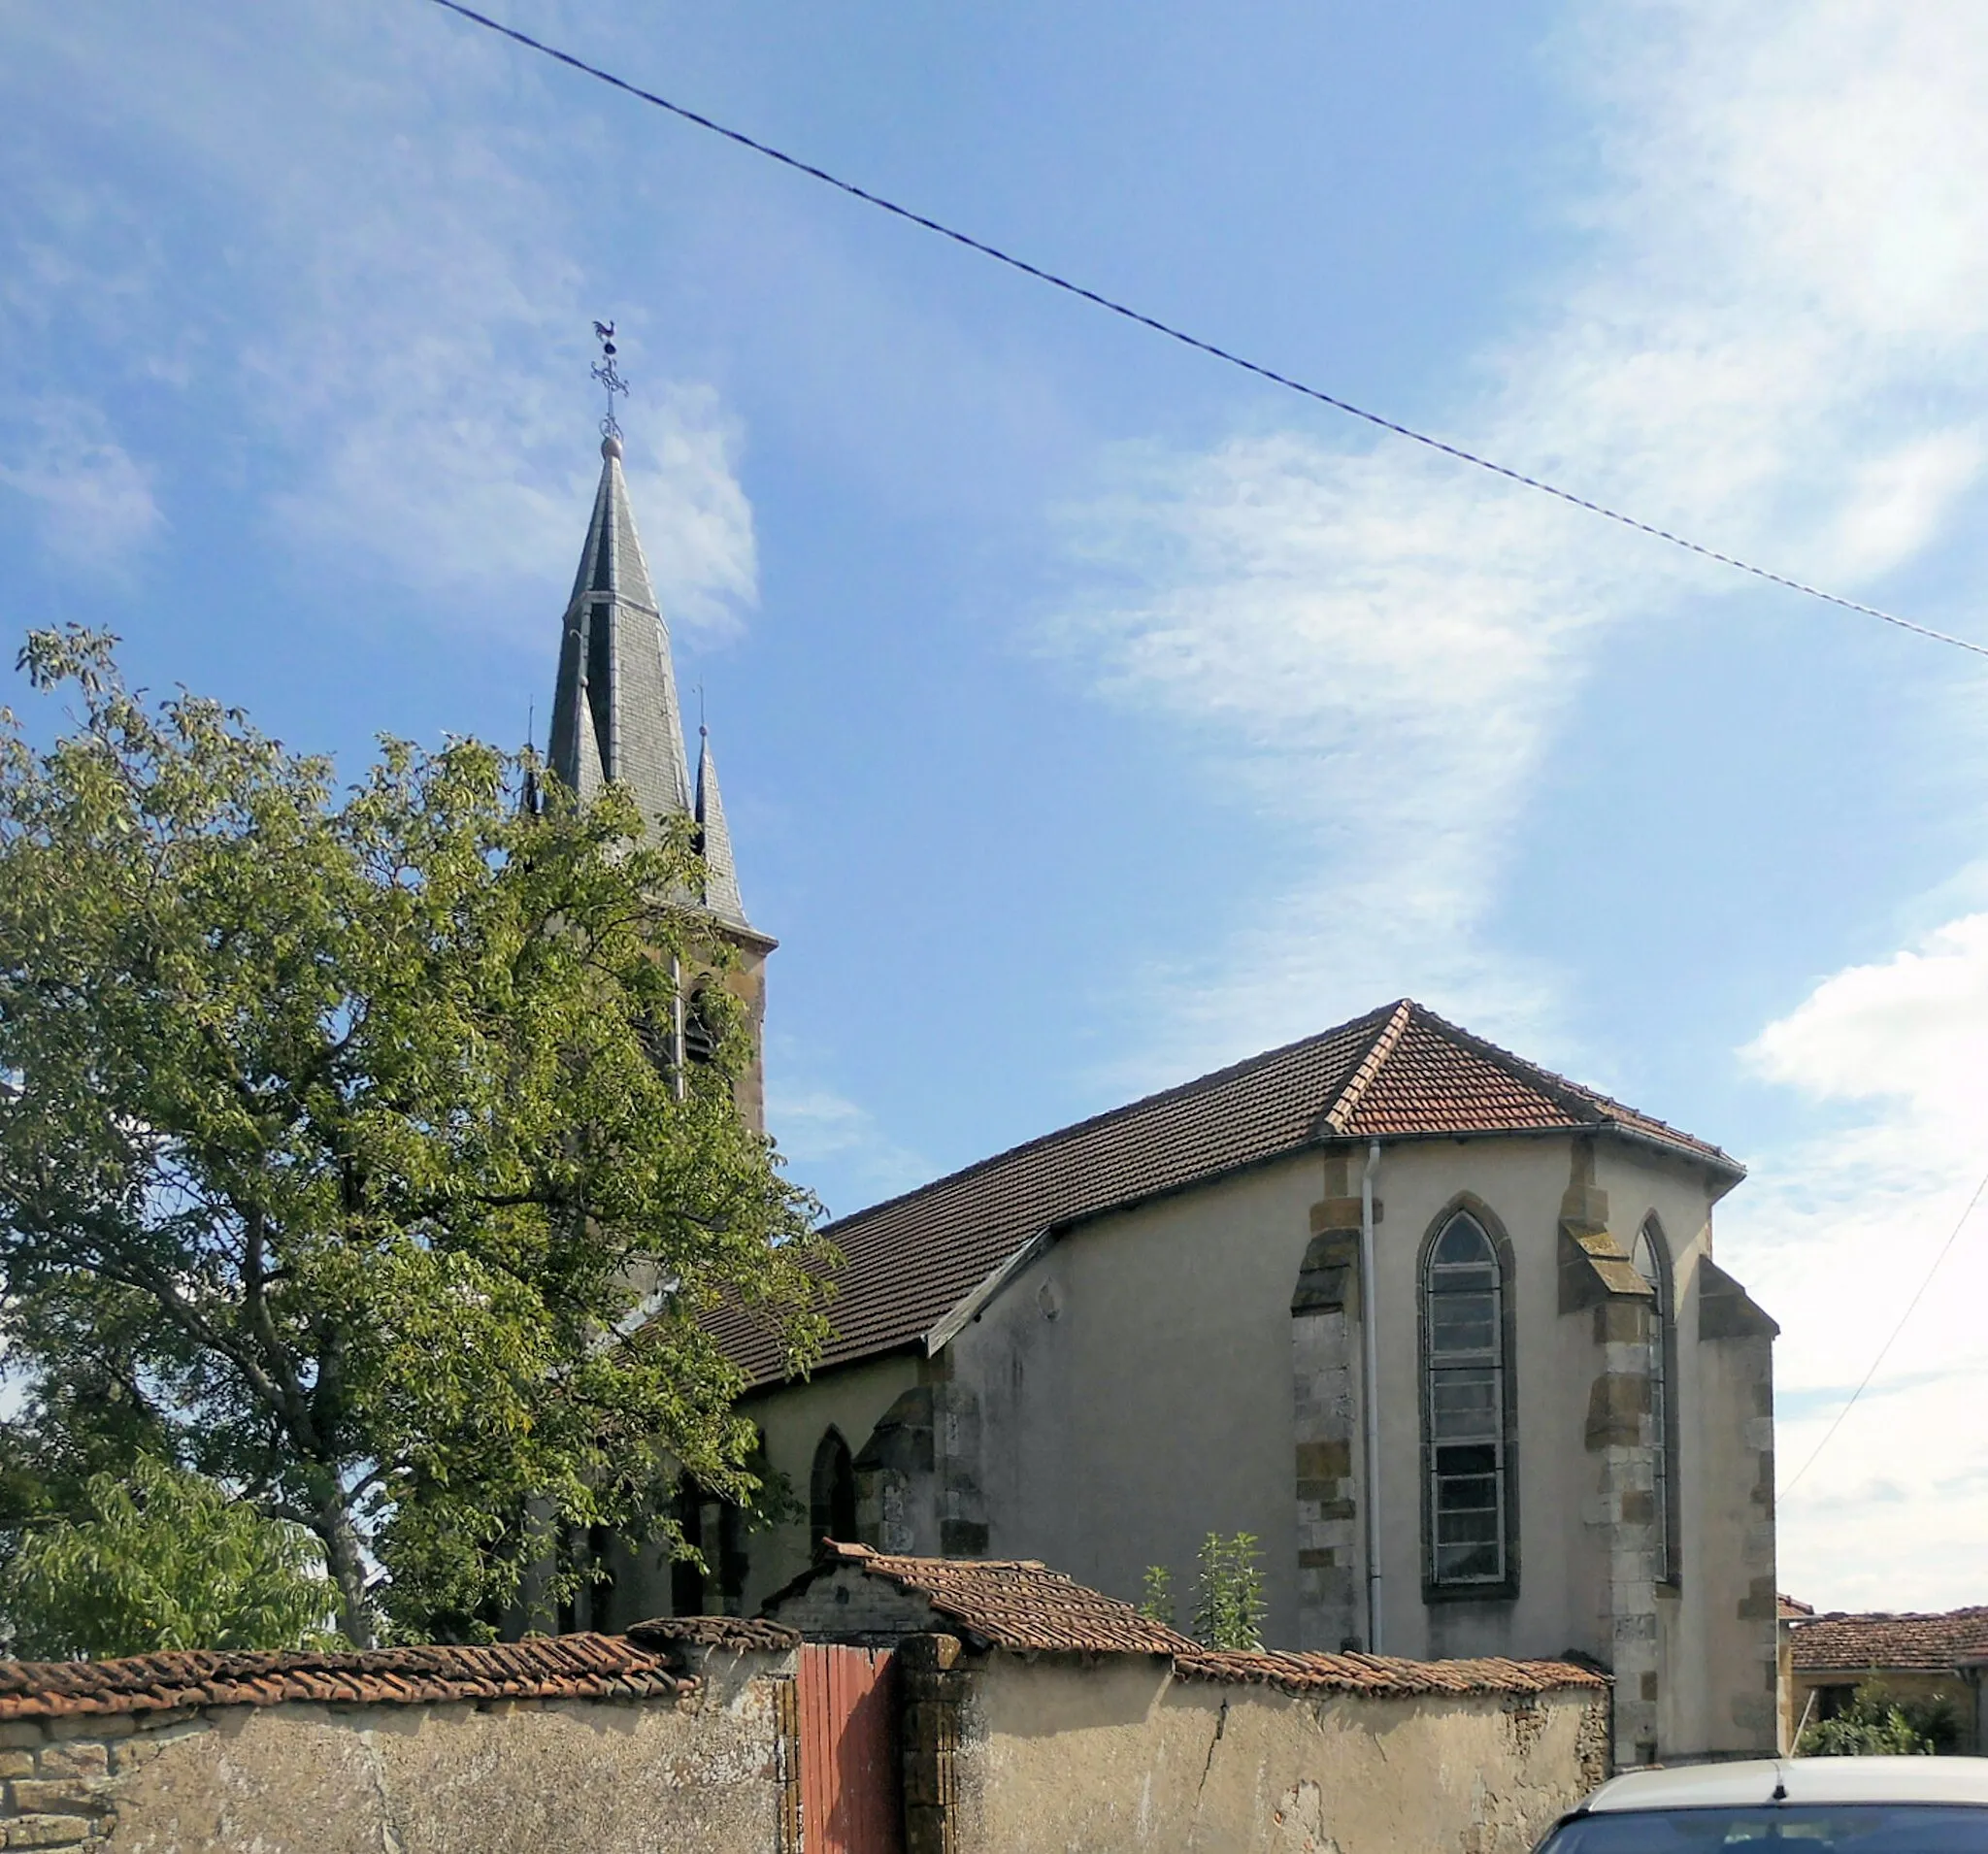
[1055,0,1988,1086]
[0,4,756,641]
[1053,436,1632,1084]
[1734,914,1988,1609]
[0,397,162,569]
[766,1076,933,1217]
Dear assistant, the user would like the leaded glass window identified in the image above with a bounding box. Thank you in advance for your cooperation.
[1425,1211,1508,1586]
[1632,1219,1677,1583]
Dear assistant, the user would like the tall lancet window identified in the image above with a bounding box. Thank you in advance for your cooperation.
[1422,1208,1513,1589]
[1633,1218,1680,1583]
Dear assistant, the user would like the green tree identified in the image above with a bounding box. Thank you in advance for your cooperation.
[1799,1679,1956,1757]
[1,1455,340,1658]
[1193,1532,1265,1651]
[0,629,833,1645]
[1138,1563,1176,1630]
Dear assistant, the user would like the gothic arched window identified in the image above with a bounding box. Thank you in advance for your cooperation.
[1633,1217,1680,1583]
[682,983,716,1065]
[810,1428,858,1546]
[1422,1208,1514,1590]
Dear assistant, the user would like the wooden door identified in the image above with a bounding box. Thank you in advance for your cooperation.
[797,1643,903,1854]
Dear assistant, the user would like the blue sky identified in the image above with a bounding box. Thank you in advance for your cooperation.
[6,0,1988,1610]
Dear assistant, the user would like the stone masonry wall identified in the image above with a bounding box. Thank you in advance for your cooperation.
[0,1652,789,1854]
[1291,1152,1367,1652]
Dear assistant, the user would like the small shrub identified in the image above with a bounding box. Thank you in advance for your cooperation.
[1193,1532,1265,1652]
[1799,1679,1955,1757]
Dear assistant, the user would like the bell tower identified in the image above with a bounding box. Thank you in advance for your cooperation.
[547,330,773,1131]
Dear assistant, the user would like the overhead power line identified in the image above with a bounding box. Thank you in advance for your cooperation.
[425,0,1988,663]
[1780,1163,1988,1496]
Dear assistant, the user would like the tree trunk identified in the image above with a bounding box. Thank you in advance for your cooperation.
[316,1494,375,1649]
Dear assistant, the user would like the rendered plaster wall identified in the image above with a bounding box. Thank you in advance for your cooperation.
[5,1653,789,1854]
[951,1656,1609,1854]
[943,1131,1771,1759]
[729,1350,925,1613]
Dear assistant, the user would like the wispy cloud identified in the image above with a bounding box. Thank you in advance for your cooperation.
[0,396,162,571]
[0,3,756,641]
[1737,914,1988,1608]
[766,1062,934,1218]
[1053,0,1988,1088]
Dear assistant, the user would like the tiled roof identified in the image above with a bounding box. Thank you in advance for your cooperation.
[1177,1647,1607,1697]
[721,999,1740,1383]
[0,1635,692,1722]
[1791,1607,1988,1673]
[626,1614,800,1652]
[803,1541,1200,1656]
[787,1545,1602,1697]
[1779,1594,1816,1622]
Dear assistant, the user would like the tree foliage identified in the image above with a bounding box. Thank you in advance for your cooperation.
[1,1455,339,1659]
[1799,1679,1960,1757]
[1192,1533,1265,1652]
[0,628,833,1645]
[1138,1563,1176,1630]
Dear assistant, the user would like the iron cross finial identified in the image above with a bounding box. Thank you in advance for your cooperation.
[590,320,629,441]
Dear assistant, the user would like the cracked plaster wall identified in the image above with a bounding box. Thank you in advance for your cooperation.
[949,1655,1607,1854]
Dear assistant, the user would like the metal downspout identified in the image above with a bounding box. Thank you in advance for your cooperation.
[1361,1136,1383,1654]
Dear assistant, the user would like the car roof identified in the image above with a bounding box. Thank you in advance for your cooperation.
[1584,1759,1988,1812]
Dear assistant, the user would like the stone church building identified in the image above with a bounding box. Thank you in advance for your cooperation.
[539,430,1780,1770]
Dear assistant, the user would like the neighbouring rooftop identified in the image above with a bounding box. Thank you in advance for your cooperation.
[1790,1606,1988,1673]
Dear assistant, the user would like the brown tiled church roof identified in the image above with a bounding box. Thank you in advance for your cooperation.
[719,999,1740,1384]
[0,1634,703,1722]
[782,1543,1605,1697]
[1791,1607,1988,1673]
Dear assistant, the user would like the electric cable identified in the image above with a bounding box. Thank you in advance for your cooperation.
[422,0,1988,662]
[1780,1163,1988,1495]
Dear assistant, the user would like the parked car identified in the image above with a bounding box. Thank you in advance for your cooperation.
[1532,1756,1988,1851]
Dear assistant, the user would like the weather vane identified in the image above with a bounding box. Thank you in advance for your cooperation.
[591,320,629,441]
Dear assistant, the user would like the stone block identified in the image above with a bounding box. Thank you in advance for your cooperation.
[0,1756,29,1781]
[31,1746,105,1781]
[1620,1490,1655,1525]
[1308,1201,1365,1238]
[1736,1576,1776,1621]
[1593,1301,1647,1344]
[47,1717,129,1741]
[1298,1548,1337,1570]
[9,1781,111,1817]
[1585,1374,1651,1449]
[4,1817,89,1848]
[1296,1440,1352,1481]
[0,1730,42,1753]
[938,1519,988,1557]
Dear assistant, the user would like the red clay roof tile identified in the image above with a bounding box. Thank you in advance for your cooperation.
[718,1000,1740,1383]
[0,1635,692,1722]
[791,1544,1605,1696]
[1791,1607,1988,1673]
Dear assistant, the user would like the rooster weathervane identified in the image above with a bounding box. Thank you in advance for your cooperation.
[591,320,629,441]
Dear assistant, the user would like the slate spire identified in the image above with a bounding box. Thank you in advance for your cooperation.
[695,724,749,928]
[547,433,693,832]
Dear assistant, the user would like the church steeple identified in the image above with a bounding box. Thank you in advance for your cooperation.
[694,726,748,929]
[547,326,777,1137]
[547,432,693,834]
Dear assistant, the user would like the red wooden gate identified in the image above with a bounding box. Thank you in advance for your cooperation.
[796,1643,903,1854]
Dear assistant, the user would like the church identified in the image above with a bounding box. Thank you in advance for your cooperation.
[539,424,1781,1771]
